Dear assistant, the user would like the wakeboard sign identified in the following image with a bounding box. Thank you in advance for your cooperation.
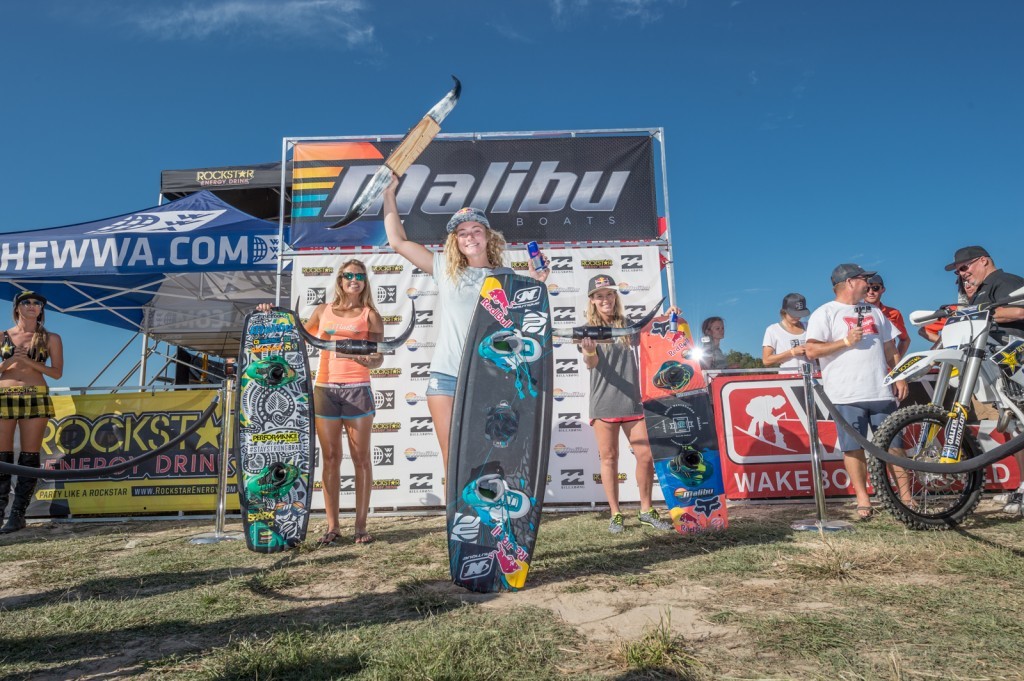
[236,308,315,553]
[639,314,728,534]
[448,272,553,592]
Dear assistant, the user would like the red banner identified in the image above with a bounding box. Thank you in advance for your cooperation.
[711,374,1020,500]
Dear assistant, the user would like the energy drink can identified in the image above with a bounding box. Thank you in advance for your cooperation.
[527,241,546,272]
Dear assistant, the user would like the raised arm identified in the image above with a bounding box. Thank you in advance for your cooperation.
[383,174,434,274]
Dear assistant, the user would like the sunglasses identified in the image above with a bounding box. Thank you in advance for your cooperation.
[340,272,366,282]
[956,257,981,273]
[18,300,43,307]
[866,285,882,292]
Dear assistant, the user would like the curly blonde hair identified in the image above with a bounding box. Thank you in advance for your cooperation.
[442,227,506,283]
[331,259,379,315]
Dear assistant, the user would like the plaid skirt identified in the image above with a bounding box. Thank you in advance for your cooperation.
[0,385,55,420]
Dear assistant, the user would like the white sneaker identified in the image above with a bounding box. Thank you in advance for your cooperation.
[1001,491,1023,516]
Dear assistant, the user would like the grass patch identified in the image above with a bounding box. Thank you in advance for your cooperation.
[1,507,1023,679]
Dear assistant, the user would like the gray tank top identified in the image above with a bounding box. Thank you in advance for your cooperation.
[587,340,643,420]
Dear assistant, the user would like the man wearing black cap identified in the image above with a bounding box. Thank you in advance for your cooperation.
[864,274,910,360]
[946,246,1024,516]
[805,264,909,520]
[945,245,1024,338]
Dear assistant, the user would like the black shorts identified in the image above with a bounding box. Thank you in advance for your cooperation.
[314,383,375,420]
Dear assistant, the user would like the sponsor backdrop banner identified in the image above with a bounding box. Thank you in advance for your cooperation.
[290,135,658,248]
[293,246,665,509]
[712,374,1020,500]
[27,390,231,516]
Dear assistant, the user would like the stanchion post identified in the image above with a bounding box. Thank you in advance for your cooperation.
[791,364,854,533]
[189,377,243,545]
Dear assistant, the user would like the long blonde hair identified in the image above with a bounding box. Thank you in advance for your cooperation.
[442,228,507,283]
[331,259,379,315]
[586,290,631,346]
[12,303,49,359]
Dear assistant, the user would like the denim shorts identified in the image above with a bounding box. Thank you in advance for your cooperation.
[426,372,457,398]
[833,400,896,453]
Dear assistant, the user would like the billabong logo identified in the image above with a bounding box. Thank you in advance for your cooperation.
[561,469,585,488]
[410,416,434,436]
[338,475,356,493]
[550,255,573,272]
[410,362,430,380]
[556,358,579,376]
[553,306,575,327]
[415,309,434,327]
[409,473,433,491]
[620,254,643,271]
[558,412,582,431]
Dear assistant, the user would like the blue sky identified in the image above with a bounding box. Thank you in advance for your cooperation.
[1,0,1022,387]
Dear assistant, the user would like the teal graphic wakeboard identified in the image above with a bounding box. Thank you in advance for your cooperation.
[447,272,553,592]
[236,309,315,553]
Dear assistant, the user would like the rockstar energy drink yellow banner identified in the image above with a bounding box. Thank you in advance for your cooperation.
[27,390,238,517]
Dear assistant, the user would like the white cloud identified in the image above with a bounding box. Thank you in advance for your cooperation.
[112,0,374,45]
[550,0,673,24]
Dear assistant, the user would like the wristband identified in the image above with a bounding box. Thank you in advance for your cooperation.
[583,350,598,357]
[843,337,851,347]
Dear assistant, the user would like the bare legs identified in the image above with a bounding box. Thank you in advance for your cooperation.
[593,418,657,514]
[315,414,373,538]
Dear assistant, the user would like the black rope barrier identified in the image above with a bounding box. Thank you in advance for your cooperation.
[811,382,1024,474]
[0,393,221,480]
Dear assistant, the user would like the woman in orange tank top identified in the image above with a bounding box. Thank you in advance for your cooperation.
[304,260,384,545]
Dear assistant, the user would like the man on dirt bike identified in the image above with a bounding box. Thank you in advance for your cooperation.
[946,245,1024,515]
[805,263,909,521]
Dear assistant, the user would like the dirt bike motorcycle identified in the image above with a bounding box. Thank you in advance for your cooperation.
[866,285,1024,529]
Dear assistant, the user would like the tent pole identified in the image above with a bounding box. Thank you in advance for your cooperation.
[139,334,150,386]
[656,127,676,308]
[275,137,289,306]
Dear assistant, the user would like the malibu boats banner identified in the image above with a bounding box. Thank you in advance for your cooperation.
[289,135,658,248]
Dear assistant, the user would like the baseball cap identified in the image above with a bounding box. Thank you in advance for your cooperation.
[781,293,810,318]
[830,263,876,286]
[944,245,990,272]
[14,290,47,307]
[446,207,491,233]
[587,274,618,296]
[866,274,884,286]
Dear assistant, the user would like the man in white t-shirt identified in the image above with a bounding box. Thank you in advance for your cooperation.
[805,263,908,520]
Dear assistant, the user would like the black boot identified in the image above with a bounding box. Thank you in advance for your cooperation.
[0,451,13,527]
[0,452,40,534]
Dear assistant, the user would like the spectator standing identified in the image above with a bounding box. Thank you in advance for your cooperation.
[700,317,728,370]
[762,293,811,372]
[805,264,909,520]
[864,274,911,360]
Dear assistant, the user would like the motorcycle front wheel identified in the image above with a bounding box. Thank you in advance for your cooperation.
[867,404,985,530]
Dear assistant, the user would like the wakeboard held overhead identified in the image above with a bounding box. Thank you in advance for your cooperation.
[328,76,461,229]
